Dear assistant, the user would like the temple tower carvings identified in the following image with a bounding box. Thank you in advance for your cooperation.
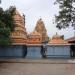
[10,8,27,45]
[34,18,49,43]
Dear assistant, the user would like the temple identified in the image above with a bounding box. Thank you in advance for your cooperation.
[27,31,42,44]
[49,33,68,45]
[46,33,70,58]
[10,8,27,45]
[0,8,75,58]
[34,19,49,43]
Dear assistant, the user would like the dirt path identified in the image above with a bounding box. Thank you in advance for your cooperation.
[0,63,75,75]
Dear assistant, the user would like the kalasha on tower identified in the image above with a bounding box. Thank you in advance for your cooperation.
[10,7,27,45]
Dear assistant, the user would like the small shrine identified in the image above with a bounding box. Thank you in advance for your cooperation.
[46,33,70,58]
[49,33,68,45]
[27,31,42,44]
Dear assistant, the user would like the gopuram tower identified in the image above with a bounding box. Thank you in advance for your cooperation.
[10,7,27,45]
[34,18,49,43]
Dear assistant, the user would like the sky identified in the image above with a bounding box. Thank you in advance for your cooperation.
[0,0,75,39]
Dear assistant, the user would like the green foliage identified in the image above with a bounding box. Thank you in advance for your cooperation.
[55,0,75,29]
[0,6,15,45]
[0,38,11,45]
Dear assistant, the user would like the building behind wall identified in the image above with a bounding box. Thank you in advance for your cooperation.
[47,33,70,58]
[0,7,72,58]
[10,7,27,45]
[26,31,42,58]
[27,30,42,44]
[34,18,49,43]
[66,36,75,57]
[0,7,28,58]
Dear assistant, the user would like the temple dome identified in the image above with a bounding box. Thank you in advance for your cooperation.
[52,33,61,39]
[49,33,69,45]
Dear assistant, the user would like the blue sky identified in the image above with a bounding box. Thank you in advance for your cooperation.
[0,0,74,39]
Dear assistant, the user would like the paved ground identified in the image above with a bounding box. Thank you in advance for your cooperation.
[0,59,75,64]
[0,61,75,75]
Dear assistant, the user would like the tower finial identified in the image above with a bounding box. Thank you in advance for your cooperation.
[56,32,58,35]
[39,18,42,20]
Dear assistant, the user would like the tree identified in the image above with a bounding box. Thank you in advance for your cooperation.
[0,0,1,3]
[55,0,75,29]
[0,6,15,45]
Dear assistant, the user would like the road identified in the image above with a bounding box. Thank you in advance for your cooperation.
[0,63,75,75]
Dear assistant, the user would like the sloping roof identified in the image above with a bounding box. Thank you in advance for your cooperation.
[66,36,75,42]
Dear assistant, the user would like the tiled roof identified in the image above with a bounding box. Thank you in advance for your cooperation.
[66,36,75,42]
